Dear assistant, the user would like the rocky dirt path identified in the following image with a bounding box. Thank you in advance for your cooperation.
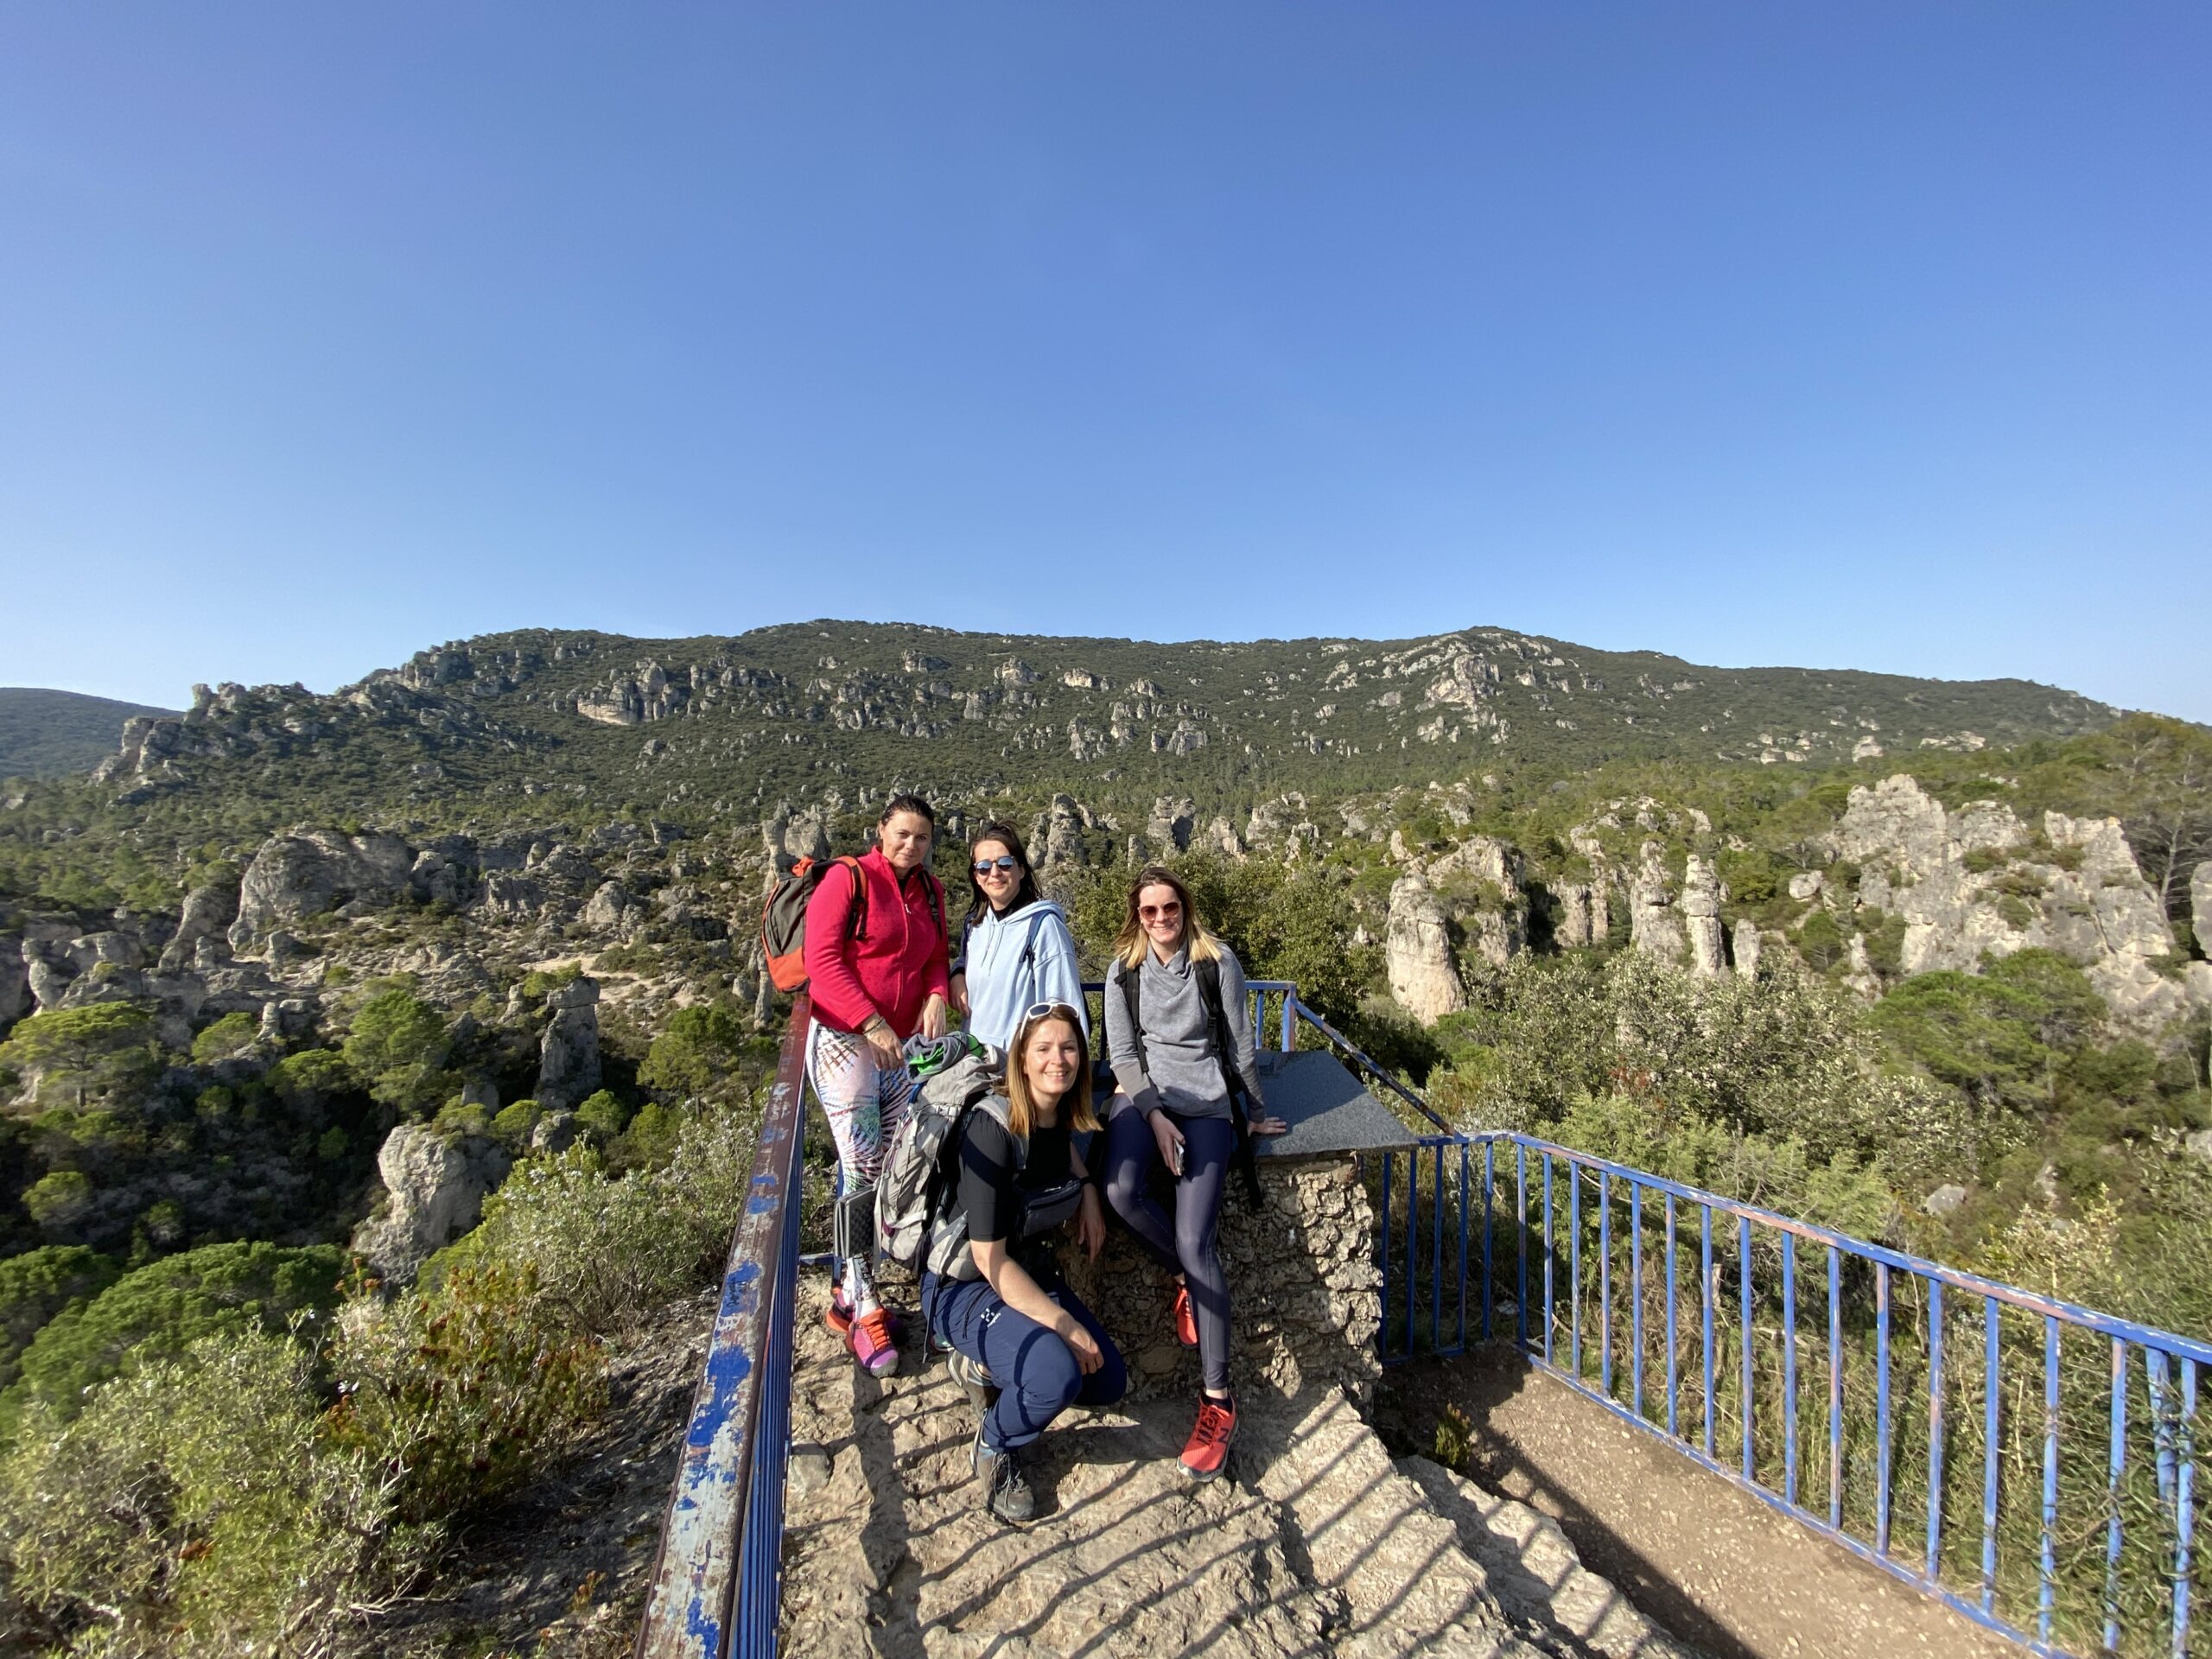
[780,1276,1586,1659]
[1376,1351,2019,1659]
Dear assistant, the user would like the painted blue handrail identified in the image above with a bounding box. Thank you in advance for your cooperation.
[636,995,813,1659]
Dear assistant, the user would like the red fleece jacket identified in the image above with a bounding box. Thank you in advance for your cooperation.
[802,847,951,1039]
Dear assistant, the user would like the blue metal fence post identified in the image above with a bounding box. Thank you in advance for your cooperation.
[1572,1165,1585,1379]
[1516,1141,1529,1350]
[1600,1169,1614,1397]
[1665,1194,1680,1438]
[1543,1154,1555,1364]
[1783,1231,1799,1507]
[1380,1152,1393,1362]
[1631,1180,1646,1421]
[1702,1204,1717,1459]
[1981,1297,2001,1617]
[2039,1315,2059,1646]
[1478,1140,1490,1345]
[2175,1356,2197,1659]
[1830,1246,1846,1531]
[1928,1279,1947,1585]
[1740,1215,1756,1484]
[1878,1262,1894,1557]
[2107,1336,2126,1656]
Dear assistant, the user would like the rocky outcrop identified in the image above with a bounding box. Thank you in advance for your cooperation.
[1630,844,1687,965]
[760,804,830,870]
[1837,775,2190,1027]
[351,1124,513,1286]
[1388,875,1465,1022]
[228,830,417,950]
[1681,855,1726,976]
[157,880,238,973]
[1028,793,1094,872]
[1144,794,1196,854]
[1732,918,1763,978]
[1550,882,1599,950]
[2193,861,2212,957]
[537,976,602,1110]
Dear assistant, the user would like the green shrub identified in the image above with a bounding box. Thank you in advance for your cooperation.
[0,1247,119,1392]
[267,1046,354,1109]
[433,1097,493,1138]
[331,1261,604,1525]
[0,1327,435,1656]
[1,1241,346,1433]
[639,1001,749,1100]
[189,1011,260,1065]
[490,1097,542,1146]
[575,1089,629,1139]
[21,1169,94,1232]
[340,988,451,1115]
[0,1003,159,1109]
[448,1099,760,1334]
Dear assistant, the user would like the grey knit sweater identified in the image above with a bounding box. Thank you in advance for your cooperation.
[1102,943,1267,1121]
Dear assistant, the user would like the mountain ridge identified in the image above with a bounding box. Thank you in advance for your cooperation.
[0,689,177,782]
[66,619,2123,838]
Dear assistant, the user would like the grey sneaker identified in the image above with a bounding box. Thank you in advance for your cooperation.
[970,1424,1036,1524]
[946,1350,995,1418]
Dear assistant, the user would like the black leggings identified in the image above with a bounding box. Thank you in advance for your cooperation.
[1101,1107,1236,1393]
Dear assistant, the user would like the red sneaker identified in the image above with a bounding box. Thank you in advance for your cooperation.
[1171,1283,1198,1349]
[828,1284,905,1341]
[849,1307,899,1377]
[1180,1394,1236,1480]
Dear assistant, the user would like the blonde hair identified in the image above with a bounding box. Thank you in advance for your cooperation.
[1004,1004,1099,1138]
[1113,864,1223,972]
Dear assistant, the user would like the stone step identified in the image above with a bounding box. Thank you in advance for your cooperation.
[1398,1455,1700,1659]
[778,1278,1605,1657]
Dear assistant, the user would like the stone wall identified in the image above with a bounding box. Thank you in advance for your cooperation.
[1058,1154,1383,1407]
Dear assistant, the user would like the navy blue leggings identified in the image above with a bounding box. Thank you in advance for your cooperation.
[1102,1108,1236,1393]
[925,1274,1127,1453]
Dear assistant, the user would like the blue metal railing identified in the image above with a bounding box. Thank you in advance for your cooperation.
[1370,1127,2210,1659]
[636,995,812,1659]
[635,979,2206,1659]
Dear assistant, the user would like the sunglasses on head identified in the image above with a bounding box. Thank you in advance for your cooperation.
[1021,1001,1084,1026]
[973,855,1020,875]
[1138,900,1183,920]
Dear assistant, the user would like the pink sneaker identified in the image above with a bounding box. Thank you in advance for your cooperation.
[849,1307,900,1377]
[828,1284,905,1341]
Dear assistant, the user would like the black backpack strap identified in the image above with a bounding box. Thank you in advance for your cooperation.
[1118,963,1146,1074]
[1194,958,1262,1205]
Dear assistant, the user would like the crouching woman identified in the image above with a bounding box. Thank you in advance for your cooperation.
[924,1003,1126,1524]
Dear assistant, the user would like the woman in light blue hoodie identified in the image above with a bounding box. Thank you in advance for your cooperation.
[950,820,1088,1054]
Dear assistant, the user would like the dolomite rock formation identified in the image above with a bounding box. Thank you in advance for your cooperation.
[760,804,830,869]
[351,1123,513,1287]
[157,881,238,973]
[1681,854,1727,976]
[2195,861,2212,957]
[229,830,416,950]
[537,976,602,1110]
[1549,881,1600,949]
[1835,774,2190,1027]
[1388,874,1465,1022]
[1028,793,1092,871]
[1733,918,1763,978]
[1630,843,1687,964]
[1144,794,1196,854]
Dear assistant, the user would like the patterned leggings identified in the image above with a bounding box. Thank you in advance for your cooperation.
[804,1025,916,1305]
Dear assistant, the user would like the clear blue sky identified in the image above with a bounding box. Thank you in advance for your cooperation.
[4,4,2207,721]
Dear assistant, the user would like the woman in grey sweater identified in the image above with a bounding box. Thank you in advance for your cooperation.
[1101,865,1287,1479]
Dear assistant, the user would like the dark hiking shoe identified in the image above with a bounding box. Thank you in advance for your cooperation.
[970,1425,1036,1524]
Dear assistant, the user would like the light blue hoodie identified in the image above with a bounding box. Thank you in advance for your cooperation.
[959,898,1088,1053]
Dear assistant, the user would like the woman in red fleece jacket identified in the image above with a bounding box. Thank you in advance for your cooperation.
[803,792,951,1376]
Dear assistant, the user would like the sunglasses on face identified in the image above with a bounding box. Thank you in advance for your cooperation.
[1139,901,1183,921]
[973,855,1020,875]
